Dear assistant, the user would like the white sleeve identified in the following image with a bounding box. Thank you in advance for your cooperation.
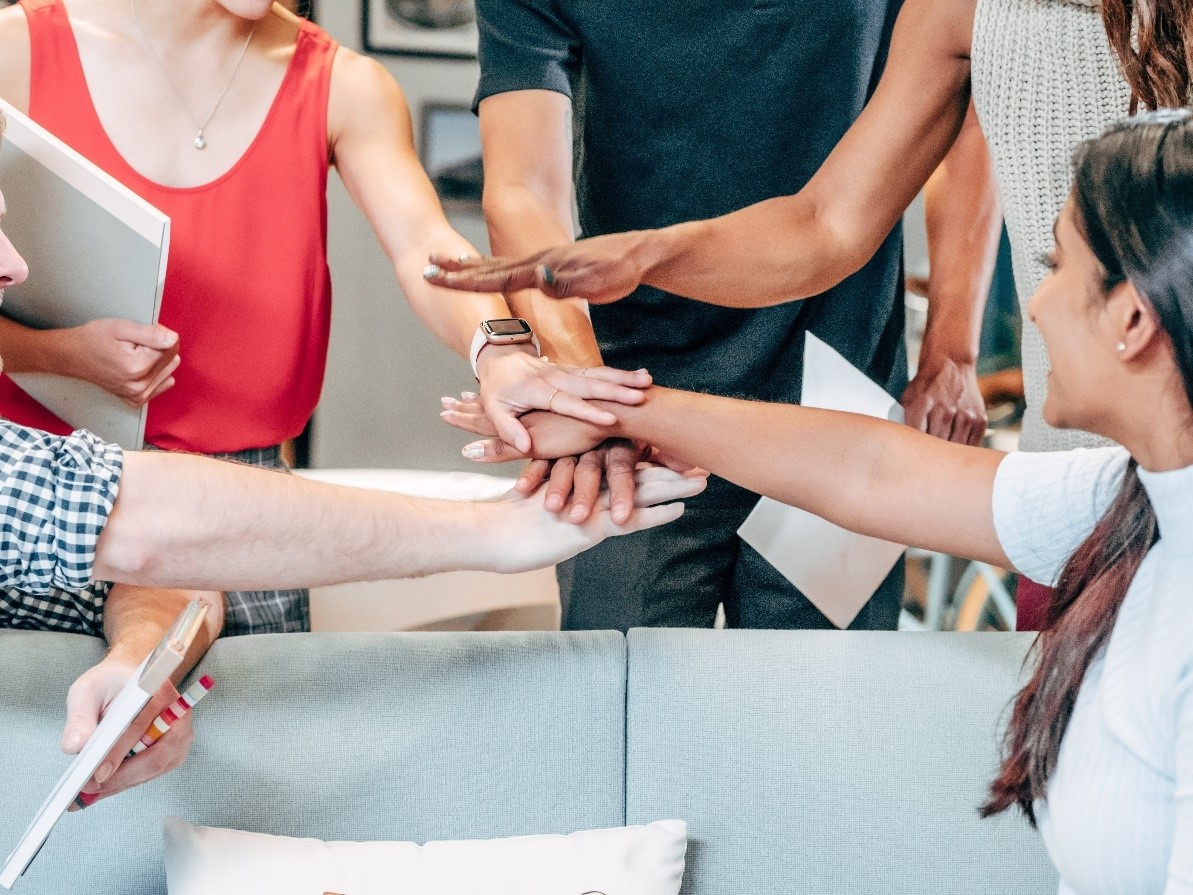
[1166,662,1193,895]
[991,446,1130,586]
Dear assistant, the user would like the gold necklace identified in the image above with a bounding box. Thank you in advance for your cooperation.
[130,0,258,150]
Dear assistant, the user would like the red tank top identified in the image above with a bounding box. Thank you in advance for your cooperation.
[3,0,336,453]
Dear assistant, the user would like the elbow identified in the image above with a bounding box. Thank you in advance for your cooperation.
[93,527,160,587]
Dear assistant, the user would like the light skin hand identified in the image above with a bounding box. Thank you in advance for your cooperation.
[62,659,193,810]
[61,318,180,407]
[472,345,651,453]
[59,586,222,809]
[493,464,708,573]
[443,401,702,524]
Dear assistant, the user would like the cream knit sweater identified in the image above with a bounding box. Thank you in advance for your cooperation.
[971,0,1130,452]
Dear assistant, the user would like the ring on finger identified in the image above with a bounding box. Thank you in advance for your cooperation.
[547,387,561,410]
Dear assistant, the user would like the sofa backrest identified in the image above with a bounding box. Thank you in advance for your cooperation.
[0,631,629,894]
[625,629,1058,895]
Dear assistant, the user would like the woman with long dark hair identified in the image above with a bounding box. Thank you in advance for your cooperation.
[447,111,1193,890]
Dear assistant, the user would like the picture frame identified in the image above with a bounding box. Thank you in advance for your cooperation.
[363,0,478,59]
[420,102,482,203]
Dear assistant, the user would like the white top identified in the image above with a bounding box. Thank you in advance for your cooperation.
[971,0,1131,452]
[993,447,1193,895]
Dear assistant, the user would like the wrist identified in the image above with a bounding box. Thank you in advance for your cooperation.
[474,340,539,378]
[12,326,77,377]
[917,337,978,370]
[625,229,674,284]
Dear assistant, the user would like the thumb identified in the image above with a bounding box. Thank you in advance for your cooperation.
[487,405,533,455]
[113,320,179,350]
[61,675,106,754]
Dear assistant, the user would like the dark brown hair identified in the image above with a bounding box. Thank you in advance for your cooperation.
[984,109,1193,824]
[1101,0,1193,113]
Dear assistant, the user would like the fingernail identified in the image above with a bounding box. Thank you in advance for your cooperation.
[440,396,457,407]
[457,254,473,263]
[62,732,81,751]
[461,391,478,401]
[423,264,441,279]
[461,443,485,460]
[545,495,563,511]
[74,792,99,810]
[570,505,587,521]
[95,762,113,784]
[613,503,629,521]
[516,478,529,489]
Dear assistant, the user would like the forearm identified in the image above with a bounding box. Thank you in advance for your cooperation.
[101,585,223,683]
[919,102,1001,366]
[631,197,868,308]
[603,387,1007,563]
[485,186,602,365]
[94,451,500,589]
[0,317,76,376]
[398,224,512,357]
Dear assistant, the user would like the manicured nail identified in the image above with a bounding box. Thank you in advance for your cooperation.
[457,254,474,263]
[423,264,441,279]
[74,792,99,810]
[95,762,114,784]
[516,477,529,489]
[441,396,457,407]
[461,443,485,460]
[460,391,478,401]
[62,732,82,751]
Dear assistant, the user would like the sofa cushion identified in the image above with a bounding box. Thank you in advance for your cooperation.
[0,630,628,895]
[625,630,1058,895]
[162,815,687,895]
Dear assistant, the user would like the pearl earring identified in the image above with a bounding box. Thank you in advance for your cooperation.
[1117,342,1127,352]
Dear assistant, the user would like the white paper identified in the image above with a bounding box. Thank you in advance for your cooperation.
[737,332,907,629]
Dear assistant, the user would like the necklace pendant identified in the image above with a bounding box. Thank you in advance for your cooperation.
[194,131,207,150]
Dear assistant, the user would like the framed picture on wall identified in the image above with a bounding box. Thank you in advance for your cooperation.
[364,0,478,58]
[420,103,482,203]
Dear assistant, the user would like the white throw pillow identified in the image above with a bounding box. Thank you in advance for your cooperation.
[162,816,687,895]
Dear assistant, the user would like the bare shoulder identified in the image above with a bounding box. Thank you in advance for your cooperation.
[0,4,31,113]
[327,46,409,140]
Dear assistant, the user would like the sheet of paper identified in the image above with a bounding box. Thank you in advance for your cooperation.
[737,332,907,629]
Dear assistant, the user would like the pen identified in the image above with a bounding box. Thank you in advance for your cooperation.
[73,675,214,810]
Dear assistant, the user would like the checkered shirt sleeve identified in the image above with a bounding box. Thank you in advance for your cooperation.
[992,446,1130,587]
[0,422,123,605]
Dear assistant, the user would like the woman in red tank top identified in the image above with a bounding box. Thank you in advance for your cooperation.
[0,0,650,634]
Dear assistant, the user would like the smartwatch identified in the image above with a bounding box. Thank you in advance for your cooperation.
[470,318,541,377]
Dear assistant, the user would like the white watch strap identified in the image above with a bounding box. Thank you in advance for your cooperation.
[469,325,541,379]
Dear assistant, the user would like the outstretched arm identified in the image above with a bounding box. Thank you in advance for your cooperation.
[449,387,1009,566]
[426,0,976,308]
[92,449,704,589]
[327,50,648,453]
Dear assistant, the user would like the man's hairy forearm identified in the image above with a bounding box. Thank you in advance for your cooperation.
[102,585,223,682]
[93,452,495,590]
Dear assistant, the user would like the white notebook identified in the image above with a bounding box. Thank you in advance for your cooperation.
[0,599,208,889]
[0,99,169,449]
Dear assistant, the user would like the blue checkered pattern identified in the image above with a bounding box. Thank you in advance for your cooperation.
[0,423,122,634]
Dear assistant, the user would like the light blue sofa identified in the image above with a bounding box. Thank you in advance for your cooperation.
[0,630,1057,894]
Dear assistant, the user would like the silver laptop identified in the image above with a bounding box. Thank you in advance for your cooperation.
[0,100,169,449]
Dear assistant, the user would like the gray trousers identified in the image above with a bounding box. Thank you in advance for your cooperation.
[557,473,902,632]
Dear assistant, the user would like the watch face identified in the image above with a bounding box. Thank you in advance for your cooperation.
[484,318,532,337]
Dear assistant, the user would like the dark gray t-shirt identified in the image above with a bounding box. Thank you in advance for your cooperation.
[475,0,906,402]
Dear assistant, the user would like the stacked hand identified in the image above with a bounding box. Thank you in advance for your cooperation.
[472,344,650,453]
[424,233,651,305]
